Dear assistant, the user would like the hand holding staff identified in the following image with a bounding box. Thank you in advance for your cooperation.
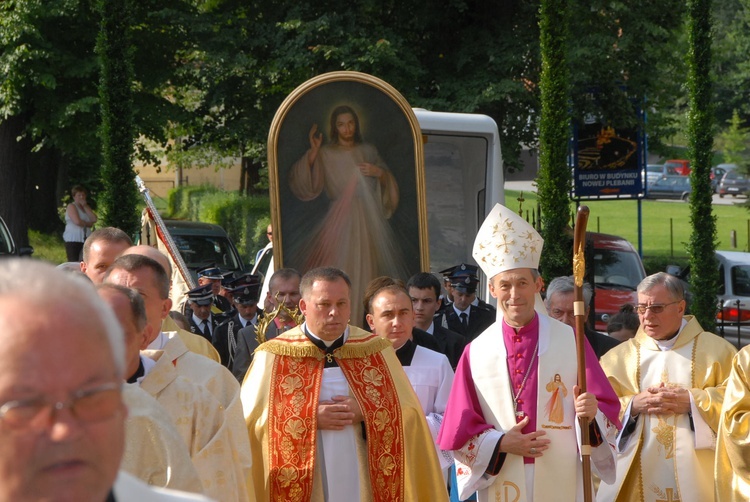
[573,205,593,502]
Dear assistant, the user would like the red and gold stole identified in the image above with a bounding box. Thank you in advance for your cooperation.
[265,332,404,502]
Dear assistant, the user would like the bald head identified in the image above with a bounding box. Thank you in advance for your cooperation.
[121,245,172,276]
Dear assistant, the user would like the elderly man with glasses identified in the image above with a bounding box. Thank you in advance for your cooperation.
[0,259,210,501]
[598,272,737,502]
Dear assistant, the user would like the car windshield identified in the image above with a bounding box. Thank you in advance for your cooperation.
[594,249,643,290]
[732,265,750,297]
[172,234,242,271]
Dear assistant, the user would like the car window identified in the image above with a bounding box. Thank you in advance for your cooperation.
[593,249,643,289]
[172,234,242,271]
[731,265,750,296]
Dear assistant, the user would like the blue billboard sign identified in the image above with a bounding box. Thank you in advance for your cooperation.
[571,120,645,199]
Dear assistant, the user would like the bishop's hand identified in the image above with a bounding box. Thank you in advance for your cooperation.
[498,415,550,458]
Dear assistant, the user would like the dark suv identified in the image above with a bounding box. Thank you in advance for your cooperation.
[162,220,245,281]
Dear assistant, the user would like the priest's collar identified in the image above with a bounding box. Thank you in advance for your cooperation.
[395,338,417,366]
[302,322,349,348]
[655,318,688,350]
[502,311,539,335]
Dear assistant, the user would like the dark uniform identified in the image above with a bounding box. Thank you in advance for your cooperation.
[212,279,262,368]
[438,263,496,341]
[185,284,219,342]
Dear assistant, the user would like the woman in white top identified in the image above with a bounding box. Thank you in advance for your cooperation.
[63,185,97,261]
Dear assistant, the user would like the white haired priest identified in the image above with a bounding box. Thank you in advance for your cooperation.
[437,203,622,501]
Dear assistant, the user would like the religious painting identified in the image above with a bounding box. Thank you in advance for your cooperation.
[267,71,428,326]
[544,373,568,424]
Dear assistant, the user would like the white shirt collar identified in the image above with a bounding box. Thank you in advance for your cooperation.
[453,305,470,317]
[425,321,435,335]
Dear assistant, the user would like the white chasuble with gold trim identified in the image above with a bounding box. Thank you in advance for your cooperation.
[468,315,612,502]
[598,316,737,502]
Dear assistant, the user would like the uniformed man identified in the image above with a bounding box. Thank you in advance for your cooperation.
[195,264,232,313]
[212,277,262,368]
[185,284,217,342]
[231,268,302,382]
[438,263,495,340]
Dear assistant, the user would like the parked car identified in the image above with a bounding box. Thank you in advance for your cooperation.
[590,232,647,331]
[646,163,683,184]
[718,169,750,198]
[0,216,33,257]
[666,251,750,327]
[664,159,691,176]
[163,219,245,282]
[711,166,727,193]
[645,175,692,201]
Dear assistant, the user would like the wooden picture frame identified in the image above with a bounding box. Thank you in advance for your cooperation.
[267,71,428,325]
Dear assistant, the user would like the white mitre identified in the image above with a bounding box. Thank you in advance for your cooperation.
[473,203,543,278]
[473,203,547,314]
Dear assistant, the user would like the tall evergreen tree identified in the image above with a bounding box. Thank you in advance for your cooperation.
[538,0,573,281]
[95,0,139,235]
[686,0,718,331]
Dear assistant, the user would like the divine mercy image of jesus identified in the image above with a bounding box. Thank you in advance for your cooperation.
[287,104,410,325]
[268,72,427,327]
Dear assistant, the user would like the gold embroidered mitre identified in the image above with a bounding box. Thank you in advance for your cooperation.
[473,203,544,279]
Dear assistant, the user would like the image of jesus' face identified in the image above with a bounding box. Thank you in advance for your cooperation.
[335,113,356,144]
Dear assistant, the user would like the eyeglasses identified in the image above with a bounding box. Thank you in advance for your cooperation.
[266,232,273,236]
[0,382,122,431]
[635,301,680,315]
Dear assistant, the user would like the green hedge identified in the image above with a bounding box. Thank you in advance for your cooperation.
[166,185,270,266]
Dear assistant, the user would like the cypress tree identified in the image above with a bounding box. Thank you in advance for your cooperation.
[538,0,573,281]
[686,0,718,331]
[95,0,139,236]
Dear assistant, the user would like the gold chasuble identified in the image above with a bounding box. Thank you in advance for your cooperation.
[715,346,750,502]
[241,326,448,502]
[161,315,221,363]
[599,316,737,502]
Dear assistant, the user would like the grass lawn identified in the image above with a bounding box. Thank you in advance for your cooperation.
[505,189,750,271]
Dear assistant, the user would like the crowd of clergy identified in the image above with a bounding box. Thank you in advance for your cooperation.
[1,202,749,502]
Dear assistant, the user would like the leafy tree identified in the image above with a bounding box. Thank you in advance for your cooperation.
[716,109,750,168]
[686,0,718,332]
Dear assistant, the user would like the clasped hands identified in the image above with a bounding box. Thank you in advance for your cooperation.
[317,395,364,430]
[631,382,691,416]
[500,385,598,458]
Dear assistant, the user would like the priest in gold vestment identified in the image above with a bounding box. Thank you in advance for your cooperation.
[106,253,251,501]
[241,267,447,501]
[715,345,750,502]
[599,272,737,502]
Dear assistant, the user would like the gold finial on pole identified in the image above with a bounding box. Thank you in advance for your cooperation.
[517,191,525,216]
[254,291,304,345]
